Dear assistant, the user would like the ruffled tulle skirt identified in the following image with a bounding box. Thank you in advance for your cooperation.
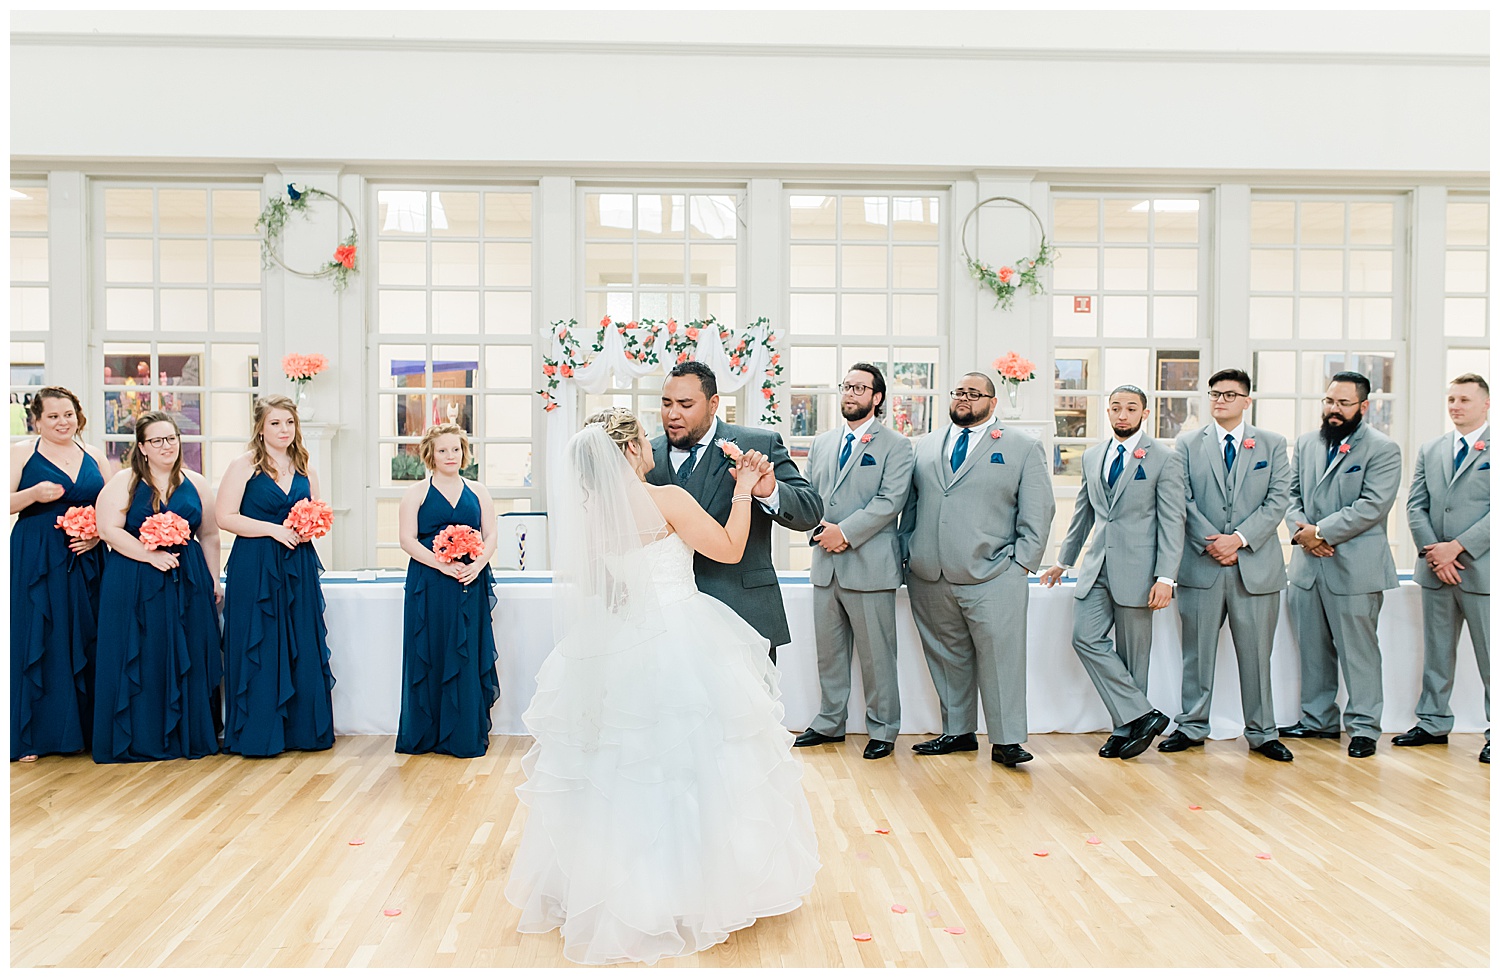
[504,591,820,965]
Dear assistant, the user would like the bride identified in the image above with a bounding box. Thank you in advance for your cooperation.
[505,408,820,965]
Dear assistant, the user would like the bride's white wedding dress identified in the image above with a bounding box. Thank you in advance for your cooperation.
[505,533,820,965]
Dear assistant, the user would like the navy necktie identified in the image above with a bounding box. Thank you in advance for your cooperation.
[1326,442,1339,468]
[839,432,855,469]
[1224,433,1236,472]
[1107,443,1125,488]
[677,444,700,485]
[950,427,970,472]
[1455,436,1469,474]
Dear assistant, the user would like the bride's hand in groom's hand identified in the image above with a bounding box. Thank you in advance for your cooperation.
[732,450,767,491]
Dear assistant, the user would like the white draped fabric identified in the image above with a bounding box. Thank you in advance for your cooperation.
[322,578,1488,740]
[540,319,775,519]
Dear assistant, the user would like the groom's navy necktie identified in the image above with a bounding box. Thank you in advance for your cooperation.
[1455,436,1469,474]
[950,427,970,472]
[1107,443,1126,489]
[677,444,700,485]
[839,431,855,469]
[1224,433,1237,472]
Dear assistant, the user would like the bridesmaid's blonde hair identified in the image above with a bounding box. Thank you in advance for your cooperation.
[248,395,310,480]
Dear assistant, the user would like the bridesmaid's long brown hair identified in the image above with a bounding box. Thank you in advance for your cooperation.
[125,412,185,514]
[248,395,310,481]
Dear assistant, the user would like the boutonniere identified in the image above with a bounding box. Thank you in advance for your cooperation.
[990,429,1003,440]
[1242,438,1256,449]
[1133,448,1147,459]
[1475,440,1487,452]
[715,437,742,460]
[1338,443,1351,455]
[860,433,873,444]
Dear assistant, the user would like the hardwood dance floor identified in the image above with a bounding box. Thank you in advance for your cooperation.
[11,733,1489,967]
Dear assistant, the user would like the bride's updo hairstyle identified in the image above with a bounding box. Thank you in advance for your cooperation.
[583,408,645,454]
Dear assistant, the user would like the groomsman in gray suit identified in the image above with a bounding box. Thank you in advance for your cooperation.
[899,371,1053,767]
[1163,368,1295,762]
[1281,371,1402,758]
[1042,385,1185,760]
[1397,372,1490,764]
[795,364,914,760]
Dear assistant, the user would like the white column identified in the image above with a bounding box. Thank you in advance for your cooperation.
[1408,184,1450,443]
[46,171,89,401]
[535,175,575,521]
[1214,185,1253,376]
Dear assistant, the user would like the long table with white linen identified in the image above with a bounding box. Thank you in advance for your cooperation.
[321,575,1487,739]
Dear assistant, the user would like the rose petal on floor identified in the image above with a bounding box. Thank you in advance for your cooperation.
[891,904,907,914]
[382,908,401,917]
[944,926,966,935]
[1086,835,1101,845]
[853,933,873,942]
[348,839,365,846]
[1255,852,1272,860]
[1188,805,1202,811]
[1032,849,1049,857]
[874,828,891,834]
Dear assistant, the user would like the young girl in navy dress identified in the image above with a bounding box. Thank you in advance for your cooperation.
[93,412,223,763]
[215,395,336,757]
[9,387,113,762]
[395,423,500,757]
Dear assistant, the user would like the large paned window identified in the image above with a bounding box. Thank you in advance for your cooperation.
[10,182,48,436]
[1048,193,1209,564]
[784,191,943,570]
[370,186,537,568]
[1444,196,1489,399]
[93,182,264,477]
[579,190,742,431]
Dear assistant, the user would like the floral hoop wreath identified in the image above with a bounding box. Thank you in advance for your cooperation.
[538,316,785,425]
[255,184,360,292]
[960,196,1058,311]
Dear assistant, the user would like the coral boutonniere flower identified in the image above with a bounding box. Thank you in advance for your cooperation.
[716,437,742,460]
[860,433,873,444]
[1475,440,1487,452]
[990,429,1003,440]
[1133,448,1147,459]
[1338,443,1351,455]
[1242,438,1256,449]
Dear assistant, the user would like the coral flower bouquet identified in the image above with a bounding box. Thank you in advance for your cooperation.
[54,505,99,541]
[432,524,485,564]
[284,498,335,540]
[139,511,192,550]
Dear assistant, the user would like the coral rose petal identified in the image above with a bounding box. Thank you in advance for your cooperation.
[348,839,364,846]
[383,908,401,917]
[852,932,873,942]
[1188,804,1202,811]
[1255,852,1272,860]
[874,828,891,834]
[944,926,966,935]
[890,904,907,914]
[1032,849,1049,857]
[1086,835,1101,845]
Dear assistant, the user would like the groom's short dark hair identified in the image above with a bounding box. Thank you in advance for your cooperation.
[848,362,887,417]
[668,360,718,398]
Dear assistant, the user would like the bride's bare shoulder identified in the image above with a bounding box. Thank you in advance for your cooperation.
[643,482,688,506]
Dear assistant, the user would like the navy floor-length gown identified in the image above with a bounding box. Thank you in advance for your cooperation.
[397,479,500,757]
[10,443,106,760]
[221,470,335,757]
[92,478,222,763]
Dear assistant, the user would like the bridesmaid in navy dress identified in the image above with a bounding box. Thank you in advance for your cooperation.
[93,412,224,763]
[396,423,500,757]
[9,387,113,762]
[215,395,335,757]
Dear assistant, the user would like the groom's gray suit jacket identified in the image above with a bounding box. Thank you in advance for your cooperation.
[648,420,823,647]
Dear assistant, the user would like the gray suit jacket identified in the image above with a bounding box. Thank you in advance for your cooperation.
[647,420,823,646]
[1285,424,1401,595]
[1407,431,1490,594]
[898,422,1054,585]
[807,420,914,591]
[1057,433,1186,607]
[1176,423,1291,595]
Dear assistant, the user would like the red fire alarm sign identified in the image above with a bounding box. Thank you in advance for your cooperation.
[1074,296,1091,314]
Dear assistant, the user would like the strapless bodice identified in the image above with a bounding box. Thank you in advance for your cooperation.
[642,534,698,604]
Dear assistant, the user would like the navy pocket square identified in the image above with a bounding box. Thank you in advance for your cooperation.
[990,452,1005,464]
[1345,464,1362,474]
[1133,467,1147,480]
[1480,462,1491,470]
[860,454,877,466]
[1253,459,1268,470]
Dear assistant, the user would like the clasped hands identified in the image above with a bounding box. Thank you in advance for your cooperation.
[1421,539,1467,586]
[720,443,775,498]
[1292,522,1335,558]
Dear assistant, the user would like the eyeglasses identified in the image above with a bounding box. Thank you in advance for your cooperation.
[949,389,994,401]
[144,434,179,448]
[840,383,872,395]
[1206,390,1248,402]
[1321,397,1362,410]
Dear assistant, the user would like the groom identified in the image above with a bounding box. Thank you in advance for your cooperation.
[649,361,823,662]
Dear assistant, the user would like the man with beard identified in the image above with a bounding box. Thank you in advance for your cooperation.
[899,371,1053,767]
[648,361,823,663]
[795,364,914,760]
[1398,373,1489,763]
[1281,371,1402,757]
[1042,385,1185,760]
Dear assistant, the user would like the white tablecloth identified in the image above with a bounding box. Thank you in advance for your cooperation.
[322,577,1487,739]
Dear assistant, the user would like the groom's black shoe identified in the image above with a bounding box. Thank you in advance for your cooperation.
[793,730,844,747]
[992,744,1032,767]
[911,733,978,755]
[863,739,894,760]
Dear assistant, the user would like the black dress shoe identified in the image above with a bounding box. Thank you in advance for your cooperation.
[863,739,894,760]
[1392,725,1448,747]
[793,729,844,747]
[1098,735,1126,758]
[1252,740,1294,762]
[1481,743,1490,764]
[992,743,1033,767]
[1347,735,1377,758]
[911,733,978,755]
[1118,710,1170,760]
[1157,731,1204,753]
[1279,723,1340,740]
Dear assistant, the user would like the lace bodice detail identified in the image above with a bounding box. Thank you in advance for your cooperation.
[643,534,699,604]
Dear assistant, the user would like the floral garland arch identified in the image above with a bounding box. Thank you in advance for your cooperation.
[959,195,1057,311]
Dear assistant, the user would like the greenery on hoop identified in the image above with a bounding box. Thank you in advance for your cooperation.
[538,316,785,426]
[960,196,1059,311]
[256,184,360,292]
